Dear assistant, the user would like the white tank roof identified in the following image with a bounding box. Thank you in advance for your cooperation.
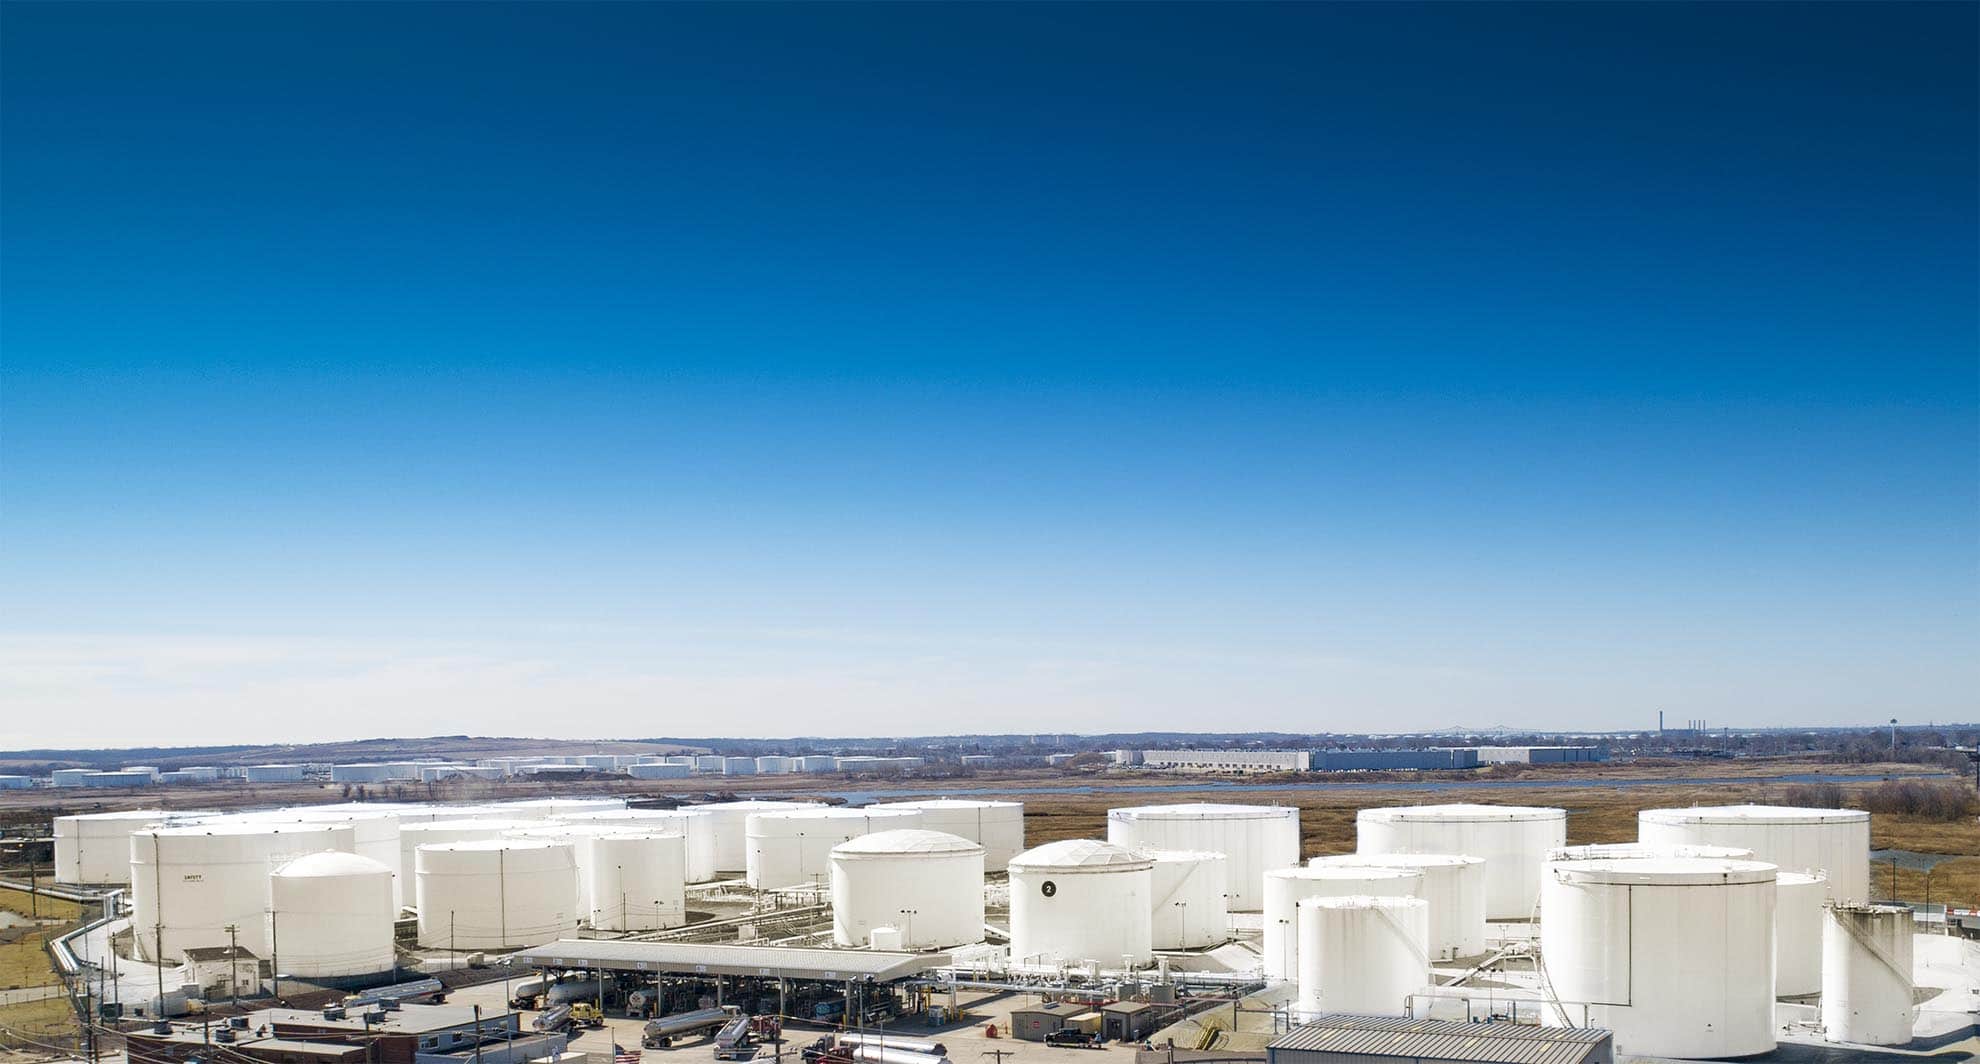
[1360,803,1564,823]
[687,799,823,812]
[1142,848,1227,863]
[875,798,1019,810]
[1010,839,1153,871]
[1640,804,1868,825]
[833,829,982,857]
[1779,869,1827,887]
[1546,842,1754,862]
[423,839,565,854]
[1549,856,1778,885]
[274,851,392,878]
[1270,865,1423,885]
[1311,852,1482,870]
[1108,803,1295,820]
[144,821,344,838]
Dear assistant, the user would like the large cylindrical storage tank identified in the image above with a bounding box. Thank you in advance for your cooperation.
[397,819,537,908]
[506,824,632,917]
[1309,853,1485,960]
[830,829,985,948]
[1822,902,1915,1045]
[868,799,1026,868]
[1294,896,1428,1017]
[585,833,687,931]
[1540,857,1777,1059]
[1776,871,1827,997]
[267,851,396,978]
[227,809,403,894]
[1357,804,1565,919]
[54,810,179,885]
[746,808,924,889]
[1262,866,1423,981]
[1638,805,1870,902]
[682,801,826,873]
[1008,840,1153,967]
[131,822,355,962]
[559,809,718,883]
[1105,804,1298,911]
[414,840,577,950]
[1144,850,1229,949]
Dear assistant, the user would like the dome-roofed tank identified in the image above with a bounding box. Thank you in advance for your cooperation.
[1105,804,1298,911]
[1008,840,1154,967]
[1295,895,1429,1017]
[830,829,985,948]
[1356,804,1565,919]
[131,822,356,962]
[866,799,1026,868]
[1262,866,1423,981]
[268,851,396,978]
[1309,853,1485,960]
[414,839,577,950]
[1638,805,1869,902]
[746,808,925,889]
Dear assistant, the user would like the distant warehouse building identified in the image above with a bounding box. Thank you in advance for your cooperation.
[1312,748,1480,772]
[1141,750,1311,773]
[244,764,308,783]
[1269,1014,1613,1064]
[629,763,691,780]
[0,775,33,789]
[1446,745,1608,765]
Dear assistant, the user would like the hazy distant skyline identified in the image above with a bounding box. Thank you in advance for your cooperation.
[3,4,1975,747]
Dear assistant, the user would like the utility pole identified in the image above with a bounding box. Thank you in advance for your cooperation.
[270,906,281,1001]
[226,924,241,1010]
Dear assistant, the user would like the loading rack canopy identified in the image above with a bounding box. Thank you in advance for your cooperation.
[513,940,948,983]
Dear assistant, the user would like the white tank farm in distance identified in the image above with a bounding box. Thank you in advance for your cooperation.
[558,809,718,883]
[1823,902,1915,1045]
[1143,850,1229,950]
[414,839,578,950]
[1262,866,1423,981]
[745,808,925,889]
[1105,803,1298,912]
[1008,840,1154,967]
[1356,804,1565,920]
[682,800,827,873]
[1295,895,1429,1017]
[1638,805,1871,903]
[585,832,688,931]
[830,829,986,949]
[53,810,195,885]
[1309,853,1486,960]
[1776,871,1828,997]
[396,819,538,908]
[130,821,356,963]
[1540,857,1778,1059]
[867,799,1026,868]
[267,851,396,978]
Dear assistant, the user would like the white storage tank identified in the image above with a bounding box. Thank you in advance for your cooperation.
[557,809,718,882]
[746,808,924,889]
[1638,805,1870,902]
[829,829,986,949]
[130,822,355,962]
[506,823,635,915]
[1309,853,1486,960]
[1822,902,1915,1045]
[1545,842,1754,862]
[1262,866,1423,981]
[868,799,1026,868]
[585,833,688,931]
[227,808,403,890]
[494,797,629,820]
[1143,850,1229,949]
[414,839,578,950]
[396,819,538,907]
[1008,840,1154,967]
[1777,870,1828,997]
[1540,857,1777,1059]
[1294,895,1429,1017]
[54,810,184,885]
[1105,804,1298,912]
[682,800,826,873]
[1357,804,1565,919]
[267,851,396,978]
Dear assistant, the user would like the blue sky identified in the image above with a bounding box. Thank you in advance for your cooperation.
[2,3,1974,746]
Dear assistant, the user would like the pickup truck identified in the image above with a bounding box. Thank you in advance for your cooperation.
[1044,1030,1099,1048]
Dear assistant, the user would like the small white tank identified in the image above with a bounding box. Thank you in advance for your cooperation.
[1357,804,1565,920]
[1261,866,1423,981]
[830,829,986,949]
[585,833,687,931]
[131,822,355,962]
[1638,805,1870,902]
[1295,895,1429,1017]
[1540,857,1777,1059]
[557,809,718,882]
[1776,870,1828,997]
[267,851,396,977]
[1143,849,1230,950]
[1822,902,1915,1045]
[1008,840,1153,967]
[414,839,578,950]
[396,819,538,907]
[682,800,826,872]
[868,799,1026,867]
[1105,804,1299,911]
[1309,853,1485,960]
[745,808,924,889]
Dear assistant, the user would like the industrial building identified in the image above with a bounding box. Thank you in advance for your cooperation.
[1268,1015,1613,1064]
[1140,749,1311,773]
[1312,749,1479,771]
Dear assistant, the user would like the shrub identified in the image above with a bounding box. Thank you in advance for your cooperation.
[1860,780,1980,821]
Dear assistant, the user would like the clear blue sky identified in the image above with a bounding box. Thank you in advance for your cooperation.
[2,3,1974,746]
